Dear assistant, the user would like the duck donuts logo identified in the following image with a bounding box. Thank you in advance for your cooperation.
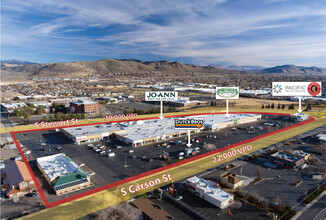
[307,82,321,96]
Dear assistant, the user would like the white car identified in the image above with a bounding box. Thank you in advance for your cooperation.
[88,172,95,176]
[0,163,5,169]
[116,146,122,149]
[79,163,85,167]
[41,143,46,146]
[14,156,22,161]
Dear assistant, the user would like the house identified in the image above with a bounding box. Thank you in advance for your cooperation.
[1,161,35,198]
[219,172,243,189]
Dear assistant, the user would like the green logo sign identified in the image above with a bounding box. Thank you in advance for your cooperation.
[216,87,239,99]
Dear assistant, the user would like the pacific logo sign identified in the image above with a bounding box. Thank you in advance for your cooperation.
[174,118,205,130]
[272,82,322,96]
[145,91,178,101]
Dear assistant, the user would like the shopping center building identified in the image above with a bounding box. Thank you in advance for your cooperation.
[62,114,261,146]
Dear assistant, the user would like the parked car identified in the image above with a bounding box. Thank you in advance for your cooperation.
[88,172,95,176]
[14,156,22,161]
[0,163,5,169]
[108,153,116,157]
[129,150,134,153]
[26,192,36,197]
[116,146,122,149]
[147,158,154,162]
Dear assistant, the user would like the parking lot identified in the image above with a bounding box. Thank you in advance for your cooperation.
[229,129,326,211]
[157,182,271,220]
[14,115,298,203]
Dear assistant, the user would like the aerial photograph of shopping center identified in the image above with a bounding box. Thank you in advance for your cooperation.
[1,0,326,220]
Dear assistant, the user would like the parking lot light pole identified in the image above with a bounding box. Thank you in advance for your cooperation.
[124,154,128,168]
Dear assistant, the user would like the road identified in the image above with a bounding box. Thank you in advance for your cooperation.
[0,106,15,128]
[297,194,326,220]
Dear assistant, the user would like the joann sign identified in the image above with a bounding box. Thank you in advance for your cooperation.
[272,82,322,96]
[145,91,178,101]
[216,87,239,99]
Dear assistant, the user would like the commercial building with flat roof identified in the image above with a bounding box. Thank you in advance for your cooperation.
[63,114,261,146]
[270,152,305,169]
[37,153,90,195]
[290,113,309,122]
[186,176,234,209]
[70,99,99,114]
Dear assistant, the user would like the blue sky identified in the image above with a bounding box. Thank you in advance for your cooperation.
[2,0,326,67]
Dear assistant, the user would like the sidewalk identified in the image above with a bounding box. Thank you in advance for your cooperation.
[292,191,326,220]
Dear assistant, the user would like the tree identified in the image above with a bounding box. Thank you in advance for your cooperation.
[305,103,312,111]
[271,103,275,109]
[277,103,281,109]
[23,114,30,122]
[54,112,62,121]
[81,113,86,119]
[48,115,54,122]
[261,104,265,109]
[13,108,21,117]
[211,101,215,106]
[267,104,270,109]
[288,103,295,110]
[256,166,264,180]
[281,104,285,109]
[42,115,47,122]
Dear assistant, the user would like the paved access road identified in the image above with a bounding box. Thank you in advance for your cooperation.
[297,194,326,220]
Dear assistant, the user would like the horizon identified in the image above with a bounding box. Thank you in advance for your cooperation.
[2,0,326,68]
[2,58,326,69]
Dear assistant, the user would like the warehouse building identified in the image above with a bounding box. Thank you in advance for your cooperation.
[185,176,234,209]
[37,153,90,195]
[62,114,261,146]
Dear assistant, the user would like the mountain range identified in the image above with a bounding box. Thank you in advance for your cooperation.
[1,59,326,80]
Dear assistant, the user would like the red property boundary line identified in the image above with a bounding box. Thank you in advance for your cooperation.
[10,112,315,209]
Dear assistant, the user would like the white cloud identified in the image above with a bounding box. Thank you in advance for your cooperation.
[2,0,326,67]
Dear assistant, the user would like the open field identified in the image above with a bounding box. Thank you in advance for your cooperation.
[20,113,323,220]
